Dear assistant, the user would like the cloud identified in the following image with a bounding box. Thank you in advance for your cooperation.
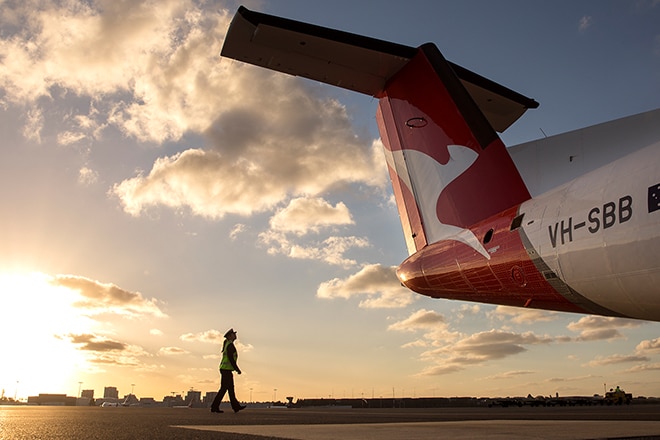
[586,354,651,367]
[567,316,642,341]
[544,374,600,384]
[112,132,386,221]
[583,337,658,370]
[51,274,167,319]
[389,310,558,376]
[260,228,370,267]
[448,330,553,360]
[621,363,660,373]
[229,223,246,240]
[0,0,387,222]
[61,332,151,367]
[158,346,189,356]
[236,341,254,353]
[78,166,99,185]
[64,333,127,352]
[22,107,43,143]
[180,329,224,344]
[636,337,660,353]
[0,0,231,139]
[390,312,558,376]
[388,309,458,348]
[388,309,447,332]
[578,15,593,32]
[482,370,535,380]
[269,197,354,235]
[418,364,464,375]
[488,305,558,325]
[455,304,481,319]
[317,264,417,308]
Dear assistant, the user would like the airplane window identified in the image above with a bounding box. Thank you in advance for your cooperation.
[483,228,494,244]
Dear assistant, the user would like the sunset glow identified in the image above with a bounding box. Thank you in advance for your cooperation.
[0,1,659,403]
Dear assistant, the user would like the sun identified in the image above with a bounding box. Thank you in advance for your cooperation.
[0,271,94,397]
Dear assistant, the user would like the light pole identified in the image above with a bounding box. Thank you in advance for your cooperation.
[78,382,83,397]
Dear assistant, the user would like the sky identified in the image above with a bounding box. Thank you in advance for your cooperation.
[0,0,659,403]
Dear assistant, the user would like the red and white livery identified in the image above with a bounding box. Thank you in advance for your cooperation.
[221,7,660,321]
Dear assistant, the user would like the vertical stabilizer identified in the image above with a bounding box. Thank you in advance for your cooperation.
[377,44,531,254]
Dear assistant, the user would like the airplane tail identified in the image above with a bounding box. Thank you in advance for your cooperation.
[375,45,531,254]
[221,7,537,254]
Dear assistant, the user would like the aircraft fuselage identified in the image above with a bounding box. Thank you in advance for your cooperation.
[397,143,660,320]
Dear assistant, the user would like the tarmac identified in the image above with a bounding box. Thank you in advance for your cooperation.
[2,404,660,439]
[179,405,660,440]
[179,420,660,440]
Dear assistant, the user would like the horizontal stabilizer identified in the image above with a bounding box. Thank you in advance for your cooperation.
[221,6,539,132]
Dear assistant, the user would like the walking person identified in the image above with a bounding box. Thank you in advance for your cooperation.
[211,328,246,413]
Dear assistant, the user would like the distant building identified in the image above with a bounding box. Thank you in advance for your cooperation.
[123,394,139,406]
[27,394,76,406]
[81,389,94,399]
[185,390,201,406]
[139,397,157,406]
[203,391,218,407]
[76,397,93,406]
[104,386,119,399]
[163,394,184,407]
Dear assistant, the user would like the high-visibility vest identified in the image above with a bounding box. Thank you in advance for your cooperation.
[220,339,237,371]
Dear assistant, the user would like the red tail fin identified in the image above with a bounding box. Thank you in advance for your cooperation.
[377,45,531,253]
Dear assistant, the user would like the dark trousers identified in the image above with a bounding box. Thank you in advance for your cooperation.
[211,369,241,410]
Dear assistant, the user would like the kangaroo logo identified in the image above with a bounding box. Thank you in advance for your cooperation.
[385,145,490,259]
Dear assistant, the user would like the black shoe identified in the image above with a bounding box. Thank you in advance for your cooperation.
[210,408,223,413]
[233,405,246,413]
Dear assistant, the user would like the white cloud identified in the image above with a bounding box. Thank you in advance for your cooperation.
[254,197,366,267]
[269,197,354,235]
[317,264,416,308]
[180,329,224,344]
[260,230,370,267]
[582,337,659,370]
[621,363,660,373]
[586,354,650,367]
[636,337,660,353]
[158,346,189,356]
[0,0,196,102]
[22,107,43,143]
[567,316,642,341]
[229,223,246,240]
[0,1,391,282]
[448,330,553,360]
[489,305,558,325]
[388,309,447,332]
[61,332,152,367]
[51,274,167,319]
[78,166,99,185]
[112,121,386,220]
[389,308,560,376]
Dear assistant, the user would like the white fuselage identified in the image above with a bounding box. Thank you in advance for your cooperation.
[513,111,660,320]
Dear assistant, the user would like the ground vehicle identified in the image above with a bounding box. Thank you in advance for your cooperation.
[604,389,632,405]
